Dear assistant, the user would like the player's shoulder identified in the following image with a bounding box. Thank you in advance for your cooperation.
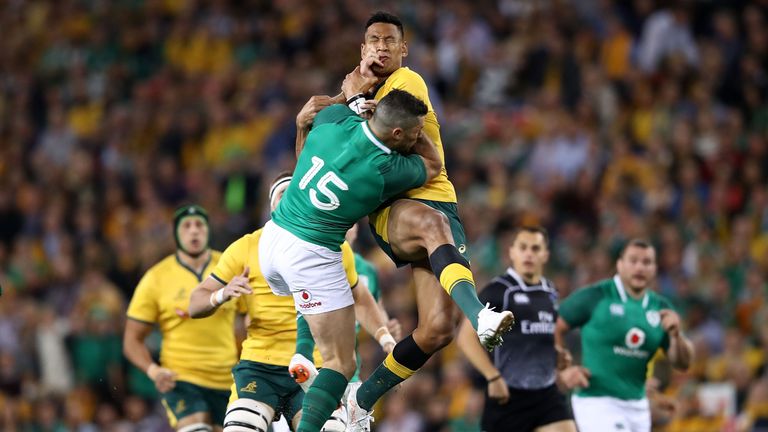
[210,250,223,261]
[145,254,180,276]
[389,67,426,85]
[485,272,521,292]
[648,290,674,310]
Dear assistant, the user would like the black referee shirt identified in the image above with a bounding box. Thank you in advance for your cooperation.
[478,268,559,390]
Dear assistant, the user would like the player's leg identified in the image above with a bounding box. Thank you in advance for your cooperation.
[353,262,459,415]
[204,387,232,432]
[296,306,357,432]
[175,413,213,432]
[162,382,215,432]
[382,200,513,346]
[289,313,319,392]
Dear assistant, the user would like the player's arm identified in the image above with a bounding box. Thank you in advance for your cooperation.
[352,281,396,353]
[188,267,252,318]
[123,318,177,393]
[457,316,509,404]
[660,309,694,370]
[296,95,335,158]
[410,131,442,182]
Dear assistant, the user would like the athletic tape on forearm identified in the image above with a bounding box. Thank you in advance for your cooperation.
[347,93,367,115]
[375,326,396,348]
[209,288,226,307]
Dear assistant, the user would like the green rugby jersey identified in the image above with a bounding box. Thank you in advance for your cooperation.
[273,104,427,251]
[558,276,674,400]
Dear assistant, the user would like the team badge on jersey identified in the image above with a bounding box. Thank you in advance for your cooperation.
[646,310,660,327]
[625,328,646,349]
[610,303,625,316]
[513,293,530,304]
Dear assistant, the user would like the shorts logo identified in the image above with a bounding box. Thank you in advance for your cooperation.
[297,290,322,309]
[240,381,258,393]
[458,244,467,254]
[513,293,530,304]
[646,310,660,327]
[299,290,312,303]
[175,399,186,413]
[625,328,645,349]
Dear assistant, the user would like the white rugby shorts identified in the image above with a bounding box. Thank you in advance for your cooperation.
[258,220,354,315]
[571,394,650,432]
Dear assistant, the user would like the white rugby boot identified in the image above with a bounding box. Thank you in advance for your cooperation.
[345,382,373,432]
[477,303,515,350]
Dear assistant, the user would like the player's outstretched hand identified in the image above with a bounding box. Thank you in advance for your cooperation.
[659,309,681,337]
[147,363,177,393]
[488,377,510,405]
[222,267,253,301]
[387,318,402,341]
[342,66,378,99]
[558,366,591,390]
[297,95,334,129]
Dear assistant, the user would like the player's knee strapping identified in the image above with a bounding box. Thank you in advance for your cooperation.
[429,244,474,295]
[223,399,271,432]
[429,244,485,329]
[178,423,213,432]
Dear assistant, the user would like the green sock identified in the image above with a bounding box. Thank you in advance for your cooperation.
[429,244,484,329]
[356,335,431,411]
[295,314,315,360]
[297,368,348,432]
[450,281,484,329]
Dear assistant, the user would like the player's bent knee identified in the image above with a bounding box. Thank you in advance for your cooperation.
[177,423,213,432]
[414,209,451,238]
[223,399,272,432]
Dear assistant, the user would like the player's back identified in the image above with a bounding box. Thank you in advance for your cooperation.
[273,104,426,251]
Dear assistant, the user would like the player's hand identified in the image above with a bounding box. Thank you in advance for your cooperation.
[387,318,402,341]
[360,53,384,78]
[487,376,509,405]
[660,309,681,337]
[555,345,572,370]
[297,95,334,129]
[558,366,591,390]
[341,66,378,99]
[147,363,177,393]
[357,99,378,119]
[222,267,253,301]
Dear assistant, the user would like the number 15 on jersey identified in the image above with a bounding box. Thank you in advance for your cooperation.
[298,156,349,211]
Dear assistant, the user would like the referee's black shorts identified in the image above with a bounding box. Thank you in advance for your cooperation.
[482,384,572,432]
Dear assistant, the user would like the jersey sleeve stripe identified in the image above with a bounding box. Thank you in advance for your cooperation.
[126,316,156,325]
[211,273,227,285]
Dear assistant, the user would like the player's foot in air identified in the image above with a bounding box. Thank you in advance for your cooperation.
[345,382,373,432]
[289,353,318,393]
[477,304,515,350]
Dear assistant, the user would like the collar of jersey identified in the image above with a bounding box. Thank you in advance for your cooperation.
[505,267,552,293]
[361,122,391,154]
[613,274,649,308]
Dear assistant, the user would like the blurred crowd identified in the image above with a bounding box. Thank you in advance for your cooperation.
[1,0,767,431]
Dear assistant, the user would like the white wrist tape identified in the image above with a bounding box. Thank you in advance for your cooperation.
[347,93,368,115]
[209,288,226,307]
[375,326,396,348]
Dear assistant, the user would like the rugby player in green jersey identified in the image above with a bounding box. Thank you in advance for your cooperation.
[555,239,693,432]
